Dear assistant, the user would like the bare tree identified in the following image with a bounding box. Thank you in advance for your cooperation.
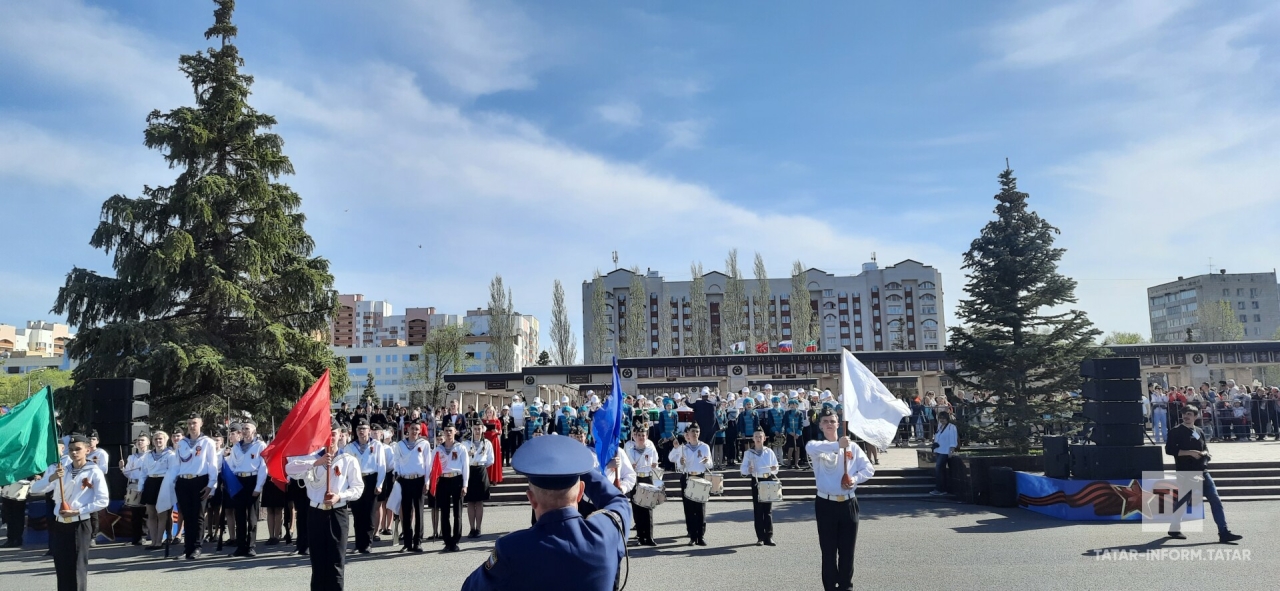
[1195,300,1245,342]
[657,283,673,356]
[753,252,775,349]
[722,249,748,353]
[624,268,649,357]
[589,270,612,363]
[689,262,709,355]
[790,260,814,351]
[487,275,516,372]
[550,279,578,364]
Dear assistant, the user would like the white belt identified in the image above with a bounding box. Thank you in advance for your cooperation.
[362,472,376,476]
[636,472,651,478]
[234,472,256,478]
[817,492,854,502]
[57,513,90,524]
[398,474,424,479]
[311,501,347,510]
[439,473,461,478]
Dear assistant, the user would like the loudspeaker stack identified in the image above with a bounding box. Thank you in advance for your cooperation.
[1069,358,1161,480]
[86,378,151,500]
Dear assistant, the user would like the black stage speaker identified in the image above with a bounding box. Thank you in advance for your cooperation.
[1081,380,1143,402]
[1070,445,1162,480]
[89,379,150,425]
[1089,424,1145,447]
[1080,357,1140,380]
[1042,436,1070,479]
[1083,401,1143,424]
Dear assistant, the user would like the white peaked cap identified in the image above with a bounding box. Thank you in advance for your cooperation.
[560,396,570,404]
[589,394,600,404]
[741,387,750,395]
[764,384,774,390]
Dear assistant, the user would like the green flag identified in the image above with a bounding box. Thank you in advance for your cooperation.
[0,386,60,486]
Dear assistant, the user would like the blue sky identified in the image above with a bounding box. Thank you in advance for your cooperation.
[3,0,1279,351]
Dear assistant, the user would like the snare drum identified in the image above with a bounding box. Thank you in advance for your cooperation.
[683,477,712,503]
[633,483,666,508]
[124,489,144,507]
[708,473,724,495]
[757,479,783,503]
[1,481,30,501]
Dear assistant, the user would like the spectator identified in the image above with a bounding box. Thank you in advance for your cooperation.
[910,397,926,441]
[929,411,957,496]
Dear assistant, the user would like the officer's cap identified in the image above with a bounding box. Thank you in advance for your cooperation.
[512,434,594,491]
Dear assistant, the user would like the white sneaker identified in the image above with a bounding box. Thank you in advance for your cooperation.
[929,490,946,496]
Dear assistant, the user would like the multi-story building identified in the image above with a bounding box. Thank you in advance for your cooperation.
[332,345,420,405]
[1147,271,1280,342]
[462,308,541,372]
[0,321,77,376]
[581,258,944,361]
[330,295,463,347]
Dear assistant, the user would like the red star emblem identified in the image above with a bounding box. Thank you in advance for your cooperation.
[1112,480,1146,518]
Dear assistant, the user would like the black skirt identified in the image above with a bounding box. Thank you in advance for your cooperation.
[463,466,490,502]
[142,476,164,506]
[378,472,395,501]
[260,480,288,508]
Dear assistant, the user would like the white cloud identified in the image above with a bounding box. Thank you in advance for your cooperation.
[662,119,707,149]
[595,101,643,127]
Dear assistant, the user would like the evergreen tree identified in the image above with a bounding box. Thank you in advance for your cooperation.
[363,372,377,403]
[946,167,1102,454]
[53,0,346,424]
[536,351,553,366]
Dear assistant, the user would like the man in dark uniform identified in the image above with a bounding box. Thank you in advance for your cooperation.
[692,387,718,447]
[1165,407,1243,543]
[462,434,630,591]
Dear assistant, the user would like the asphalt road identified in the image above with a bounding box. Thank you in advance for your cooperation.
[3,498,1277,590]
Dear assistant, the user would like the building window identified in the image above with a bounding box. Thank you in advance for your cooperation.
[1238,302,1245,310]
[1222,289,1230,296]
[822,289,833,297]
[1254,314,1262,322]
[651,329,658,336]
[839,314,849,322]
[408,354,420,362]
[874,335,882,342]
[1250,288,1259,298]
[349,356,363,363]
[840,326,850,335]
[1239,315,1248,323]
[781,304,790,312]
[886,294,903,302]
[1237,289,1244,297]
[921,306,937,315]
[885,282,903,290]
[854,314,861,322]
[782,328,791,336]
[839,302,848,310]
[855,325,862,334]
[375,368,382,375]
[1252,301,1259,309]
[920,282,935,289]
[855,338,863,346]
[873,309,880,317]
[841,338,851,346]
[924,331,938,340]
[887,306,903,315]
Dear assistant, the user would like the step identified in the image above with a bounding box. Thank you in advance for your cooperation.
[1215,485,1280,496]
[1211,477,1280,488]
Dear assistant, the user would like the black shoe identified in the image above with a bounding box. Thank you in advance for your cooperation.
[1167,531,1186,540]
[357,548,371,554]
[191,548,202,560]
[426,534,439,541]
[467,529,479,539]
[265,538,279,546]
[372,535,382,542]
[641,539,657,547]
[380,528,392,536]
[185,553,194,560]
[296,549,308,556]
[232,550,249,557]
[695,539,707,546]
[283,534,292,544]
[764,540,776,546]
[1219,532,1243,543]
[688,540,696,546]
[131,540,142,546]
[410,546,425,553]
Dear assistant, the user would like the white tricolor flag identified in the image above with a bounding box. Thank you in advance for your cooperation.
[839,349,911,450]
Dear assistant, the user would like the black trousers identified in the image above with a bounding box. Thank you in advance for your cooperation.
[288,480,309,551]
[174,475,209,555]
[352,474,378,550]
[750,477,774,542]
[509,430,525,463]
[678,474,706,540]
[307,505,349,591]
[628,475,654,542]
[815,497,859,591]
[397,476,425,548]
[51,518,90,591]
[2,497,24,546]
[233,476,260,553]
[657,439,676,471]
[130,504,145,543]
[437,476,463,547]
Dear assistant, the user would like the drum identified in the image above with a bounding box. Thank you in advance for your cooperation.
[1,481,30,501]
[124,489,144,507]
[708,473,724,495]
[633,483,666,508]
[683,477,712,503]
[757,479,783,503]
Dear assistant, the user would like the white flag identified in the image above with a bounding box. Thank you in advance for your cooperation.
[839,349,911,449]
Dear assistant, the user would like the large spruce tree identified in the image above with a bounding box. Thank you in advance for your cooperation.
[946,167,1102,453]
[53,0,347,425]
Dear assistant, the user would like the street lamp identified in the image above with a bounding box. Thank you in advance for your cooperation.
[27,366,52,398]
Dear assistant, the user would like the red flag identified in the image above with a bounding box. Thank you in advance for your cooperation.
[428,449,443,495]
[755,342,769,353]
[261,370,333,489]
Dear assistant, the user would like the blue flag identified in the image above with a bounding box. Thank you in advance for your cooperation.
[594,357,625,471]
[221,459,243,498]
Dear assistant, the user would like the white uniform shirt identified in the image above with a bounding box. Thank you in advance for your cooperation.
[224,438,269,493]
[122,451,150,490]
[625,440,660,476]
[31,462,110,523]
[145,449,177,478]
[593,449,636,495]
[87,448,109,472]
[806,439,874,497]
[434,442,470,488]
[175,434,220,485]
[392,437,432,478]
[462,439,493,468]
[668,441,713,475]
[285,451,364,507]
[344,438,388,483]
[741,447,779,478]
[381,442,396,475]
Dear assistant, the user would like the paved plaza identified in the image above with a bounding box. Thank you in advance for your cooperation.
[3,494,1276,591]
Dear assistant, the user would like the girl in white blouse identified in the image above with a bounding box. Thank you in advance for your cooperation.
[462,422,493,538]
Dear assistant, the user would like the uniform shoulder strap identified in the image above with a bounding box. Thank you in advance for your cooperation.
[587,508,628,591]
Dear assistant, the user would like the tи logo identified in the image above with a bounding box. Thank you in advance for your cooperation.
[1141,471,1205,533]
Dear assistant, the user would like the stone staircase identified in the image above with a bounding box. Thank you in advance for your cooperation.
[1195,462,1280,501]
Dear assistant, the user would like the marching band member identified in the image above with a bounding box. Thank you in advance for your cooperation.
[669,424,713,546]
[782,398,806,469]
[286,422,363,591]
[32,433,109,591]
[625,418,660,546]
[173,416,219,560]
[225,420,267,557]
[463,421,494,538]
[342,418,386,554]
[742,427,780,546]
[807,408,875,591]
[119,433,151,546]
[737,397,760,465]
[392,419,432,553]
[434,423,470,553]
[656,398,679,471]
[141,430,176,550]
